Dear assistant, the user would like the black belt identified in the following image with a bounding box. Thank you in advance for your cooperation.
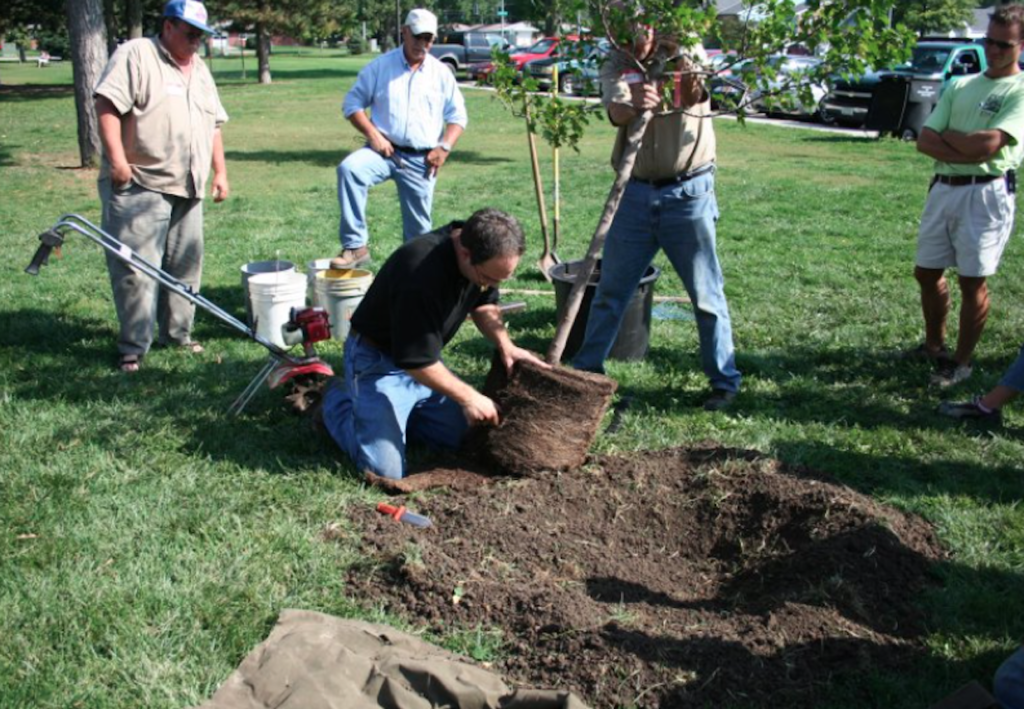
[933,174,1001,187]
[390,144,432,155]
[351,330,383,351]
[632,163,715,189]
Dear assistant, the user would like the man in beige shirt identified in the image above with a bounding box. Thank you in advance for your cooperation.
[572,24,741,411]
[94,0,229,372]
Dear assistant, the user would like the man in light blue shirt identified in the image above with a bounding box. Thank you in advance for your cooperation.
[333,9,468,269]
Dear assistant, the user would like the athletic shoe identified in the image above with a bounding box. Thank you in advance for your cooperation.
[937,398,1002,424]
[931,357,973,388]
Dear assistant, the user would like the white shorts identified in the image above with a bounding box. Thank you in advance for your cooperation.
[916,178,1015,277]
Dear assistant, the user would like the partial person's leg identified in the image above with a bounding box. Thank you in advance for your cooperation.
[101,180,173,358]
[322,336,429,479]
[572,182,660,373]
[914,184,956,354]
[915,266,950,354]
[950,179,1015,365]
[994,645,1024,709]
[953,275,989,366]
[393,152,435,242]
[158,196,204,347]
[407,387,469,451]
[337,147,395,250]
[659,172,741,393]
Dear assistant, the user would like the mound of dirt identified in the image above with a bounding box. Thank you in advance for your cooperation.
[341,446,946,708]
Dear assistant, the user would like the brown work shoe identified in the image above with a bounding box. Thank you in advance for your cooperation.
[330,246,371,269]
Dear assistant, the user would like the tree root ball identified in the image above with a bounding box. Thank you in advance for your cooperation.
[468,357,618,476]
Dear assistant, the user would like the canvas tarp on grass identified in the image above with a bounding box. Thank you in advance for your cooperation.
[192,609,591,709]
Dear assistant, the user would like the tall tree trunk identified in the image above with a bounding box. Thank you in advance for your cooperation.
[67,0,108,168]
[257,23,271,84]
[17,44,27,63]
[126,0,143,39]
[103,0,118,55]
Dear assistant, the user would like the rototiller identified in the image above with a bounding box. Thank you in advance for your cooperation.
[25,213,334,415]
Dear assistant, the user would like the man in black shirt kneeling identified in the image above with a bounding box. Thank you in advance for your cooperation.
[321,208,548,479]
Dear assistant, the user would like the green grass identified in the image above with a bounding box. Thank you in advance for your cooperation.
[1,48,1023,707]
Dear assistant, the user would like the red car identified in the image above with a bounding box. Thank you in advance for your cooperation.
[467,35,579,82]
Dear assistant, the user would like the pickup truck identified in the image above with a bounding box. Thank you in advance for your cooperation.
[821,38,986,137]
[430,32,509,75]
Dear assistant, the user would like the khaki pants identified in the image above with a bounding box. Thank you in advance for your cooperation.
[100,179,204,356]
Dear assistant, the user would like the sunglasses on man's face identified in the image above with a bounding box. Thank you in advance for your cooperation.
[175,21,205,41]
[983,36,1021,50]
[411,33,435,44]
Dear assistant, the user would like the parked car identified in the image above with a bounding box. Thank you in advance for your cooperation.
[524,39,610,94]
[709,57,752,111]
[821,38,985,130]
[467,36,577,85]
[749,56,831,121]
[430,31,510,75]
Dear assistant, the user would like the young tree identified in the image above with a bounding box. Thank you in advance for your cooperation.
[492,0,914,363]
[67,0,109,167]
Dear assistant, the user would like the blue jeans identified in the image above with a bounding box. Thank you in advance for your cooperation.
[322,334,468,479]
[999,344,1024,392]
[572,170,741,392]
[337,146,435,249]
[995,646,1024,709]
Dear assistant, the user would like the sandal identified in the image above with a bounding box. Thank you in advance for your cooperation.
[117,353,142,373]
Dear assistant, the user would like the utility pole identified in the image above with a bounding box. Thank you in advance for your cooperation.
[396,0,401,49]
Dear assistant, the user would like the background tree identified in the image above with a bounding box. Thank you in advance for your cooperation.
[208,0,350,84]
[66,0,108,167]
[893,0,977,37]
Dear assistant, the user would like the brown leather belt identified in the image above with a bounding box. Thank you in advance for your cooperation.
[934,174,1001,186]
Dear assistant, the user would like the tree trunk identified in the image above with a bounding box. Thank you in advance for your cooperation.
[67,0,108,168]
[126,0,143,39]
[546,112,652,365]
[257,23,271,84]
[104,0,118,55]
[17,45,27,63]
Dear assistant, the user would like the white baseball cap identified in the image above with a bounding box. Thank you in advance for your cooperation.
[404,9,438,36]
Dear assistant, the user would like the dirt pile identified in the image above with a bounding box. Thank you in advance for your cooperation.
[342,445,946,708]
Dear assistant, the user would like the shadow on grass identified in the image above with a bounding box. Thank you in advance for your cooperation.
[211,66,359,84]
[225,148,346,169]
[0,84,75,102]
[800,132,883,144]
[584,553,1024,708]
[0,305,349,477]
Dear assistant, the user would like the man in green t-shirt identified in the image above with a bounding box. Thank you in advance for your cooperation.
[911,4,1024,387]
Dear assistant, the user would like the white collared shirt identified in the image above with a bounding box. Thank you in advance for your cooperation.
[342,47,468,149]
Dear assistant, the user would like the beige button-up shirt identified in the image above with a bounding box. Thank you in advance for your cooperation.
[601,46,715,181]
[95,37,228,199]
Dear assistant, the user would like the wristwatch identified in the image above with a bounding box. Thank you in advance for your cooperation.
[438,141,452,152]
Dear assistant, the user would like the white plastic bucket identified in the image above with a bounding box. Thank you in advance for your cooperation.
[314,268,373,342]
[248,271,307,348]
[240,260,295,326]
[306,258,335,307]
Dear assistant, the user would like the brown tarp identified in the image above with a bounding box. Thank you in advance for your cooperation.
[192,610,592,709]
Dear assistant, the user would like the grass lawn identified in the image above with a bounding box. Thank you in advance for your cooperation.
[1,48,1022,708]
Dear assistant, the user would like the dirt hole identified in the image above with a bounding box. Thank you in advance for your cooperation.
[341,445,945,708]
